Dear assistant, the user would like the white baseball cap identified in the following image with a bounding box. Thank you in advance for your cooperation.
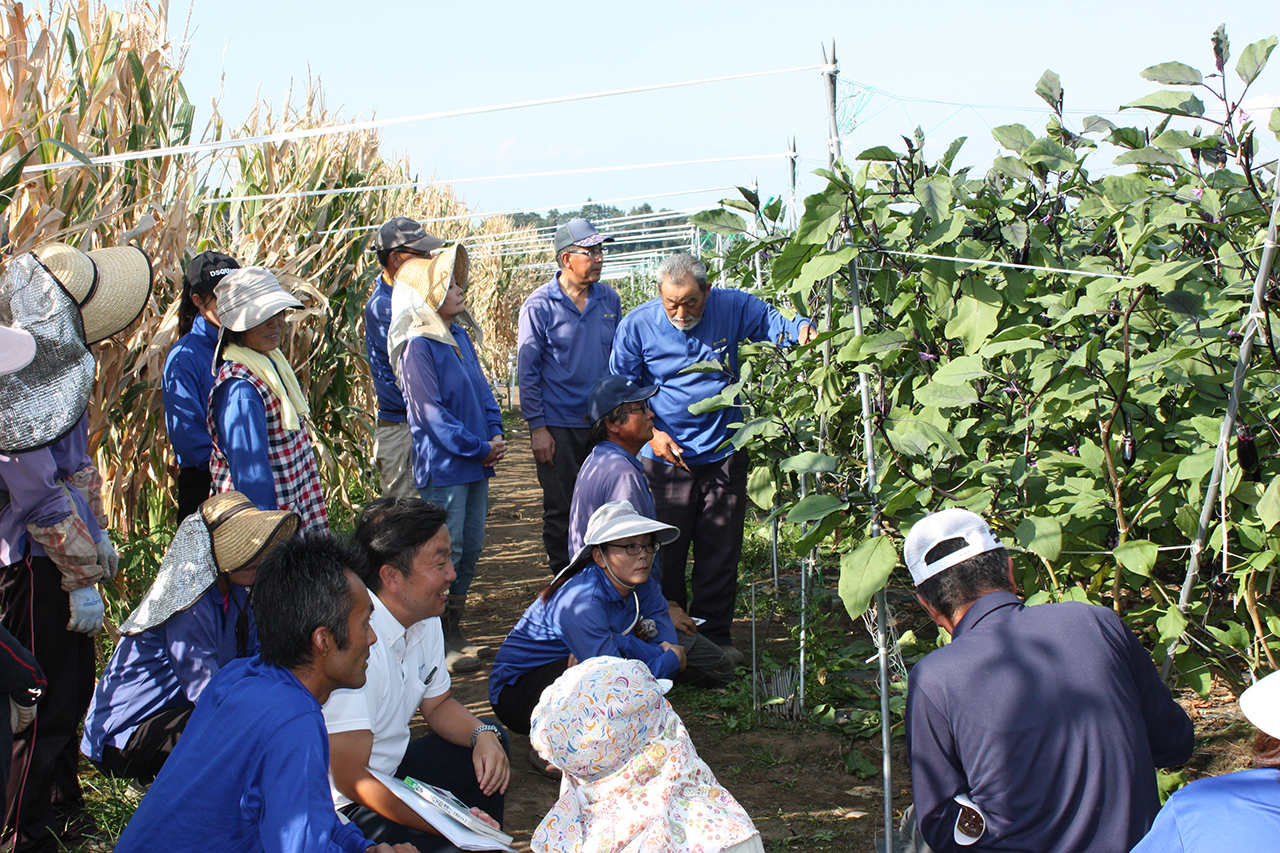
[903,508,1003,586]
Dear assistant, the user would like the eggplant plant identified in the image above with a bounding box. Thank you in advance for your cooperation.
[693,27,1280,694]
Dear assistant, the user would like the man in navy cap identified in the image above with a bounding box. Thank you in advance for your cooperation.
[517,218,621,574]
[568,375,733,688]
[366,217,444,498]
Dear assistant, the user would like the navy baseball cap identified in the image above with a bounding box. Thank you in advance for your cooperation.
[554,218,615,256]
[375,216,445,254]
[184,251,240,295]
[587,375,658,425]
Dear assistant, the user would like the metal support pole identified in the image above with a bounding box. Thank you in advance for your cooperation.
[1163,182,1280,679]
[824,40,896,851]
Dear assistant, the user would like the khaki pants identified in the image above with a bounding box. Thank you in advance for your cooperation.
[373,420,415,498]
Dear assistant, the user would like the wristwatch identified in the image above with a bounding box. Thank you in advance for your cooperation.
[470,723,501,749]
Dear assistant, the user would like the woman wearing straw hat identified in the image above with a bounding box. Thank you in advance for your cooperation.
[1130,670,1280,851]
[488,500,688,747]
[389,245,504,674]
[207,267,329,533]
[529,656,763,853]
[162,251,241,521]
[81,491,298,783]
[2,244,151,852]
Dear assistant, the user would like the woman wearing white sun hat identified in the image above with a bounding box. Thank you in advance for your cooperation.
[1130,670,1280,852]
[2,243,151,852]
[207,267,328,533]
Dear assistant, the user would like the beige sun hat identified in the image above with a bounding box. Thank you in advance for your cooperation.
[34,243,97,304]
[201,490,301,573]
[119,490,300,635]
[0,328,36,375]
[80,247,154,343]
[214,266,303,333]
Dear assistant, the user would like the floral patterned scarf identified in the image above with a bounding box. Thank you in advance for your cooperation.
[530,656,760,853]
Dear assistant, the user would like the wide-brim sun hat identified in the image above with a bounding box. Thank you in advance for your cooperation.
[394,256,448,309]
[0,252,96,453]
[120,491,300,635]
[1240,670,1280,739]
[214,266,303,333]
[903,507,1003,586]
[34,243,97,304]
[561,499,680,574]
[80,246,153,343]
[202,490,300,574]
[0,327,37,375]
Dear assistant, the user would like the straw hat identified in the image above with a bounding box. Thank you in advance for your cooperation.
[79,247,153,343]
[0,252,96,453]
[428,243,469,296]
[201,490,300,574]
[0,328,36,375]
[119,491,300,636]
[34,243,97,304]
[214,267,303,333]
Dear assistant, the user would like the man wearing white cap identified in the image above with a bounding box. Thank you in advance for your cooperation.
[901,507,1193,853]
[517,218,621,574]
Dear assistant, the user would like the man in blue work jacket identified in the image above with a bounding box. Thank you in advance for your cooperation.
[365,216,444,497]
[610,252,815,662]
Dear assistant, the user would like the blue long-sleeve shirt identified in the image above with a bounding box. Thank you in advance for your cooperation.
[211,378,276,512]
[364,275,406,422]
[399,330,504,489]
[163,315,219,469]
[517,275,621,429]
[568,441,658,574]
[488,564,679,704]
[905,591,1193,853]
[1129,768,1280,853]
[609,288,810,466]
[0,412,103,565]
[81,584,258,762]
[115,656,371,853]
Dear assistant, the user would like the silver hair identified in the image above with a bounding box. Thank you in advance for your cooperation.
[655,253,708,291]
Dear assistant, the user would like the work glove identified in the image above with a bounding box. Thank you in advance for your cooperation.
[95,537,119,580]
[67,586,105,636]
[9,699,36,734]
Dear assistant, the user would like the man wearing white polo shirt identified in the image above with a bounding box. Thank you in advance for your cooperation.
[324,498,509,851]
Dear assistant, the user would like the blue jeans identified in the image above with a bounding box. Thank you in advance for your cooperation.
[420,479,488,597]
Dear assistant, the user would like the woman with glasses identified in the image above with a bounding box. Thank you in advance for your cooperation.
[488,501,687,745]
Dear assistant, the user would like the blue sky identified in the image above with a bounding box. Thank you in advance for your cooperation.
[168,0,1279,219]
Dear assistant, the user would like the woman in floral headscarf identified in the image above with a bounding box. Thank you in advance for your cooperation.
[530,656,763,853]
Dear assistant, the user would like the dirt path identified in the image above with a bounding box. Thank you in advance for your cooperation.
[437,420,886,852]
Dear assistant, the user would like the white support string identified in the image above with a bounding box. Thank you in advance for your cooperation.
[315,186,745,236]
[203,156,781,205]
[23,65,830,175]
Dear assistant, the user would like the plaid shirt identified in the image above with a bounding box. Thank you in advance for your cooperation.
[208,361,329,533]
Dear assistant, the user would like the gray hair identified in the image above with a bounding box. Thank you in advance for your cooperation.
[655,253,708,291]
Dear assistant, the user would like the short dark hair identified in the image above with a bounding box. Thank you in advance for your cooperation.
[915,539,1011,620]
[376,248,395,269]
[588,403,632,445]
[252,533,365,670]
[352,497,449,592]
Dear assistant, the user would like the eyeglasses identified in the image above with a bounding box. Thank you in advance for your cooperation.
[394,248,434,260]
[607,541,660,556]
[616,401,650,417]
[567,246,605,259]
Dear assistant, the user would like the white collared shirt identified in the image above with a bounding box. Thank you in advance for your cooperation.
[322,585,450,808]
